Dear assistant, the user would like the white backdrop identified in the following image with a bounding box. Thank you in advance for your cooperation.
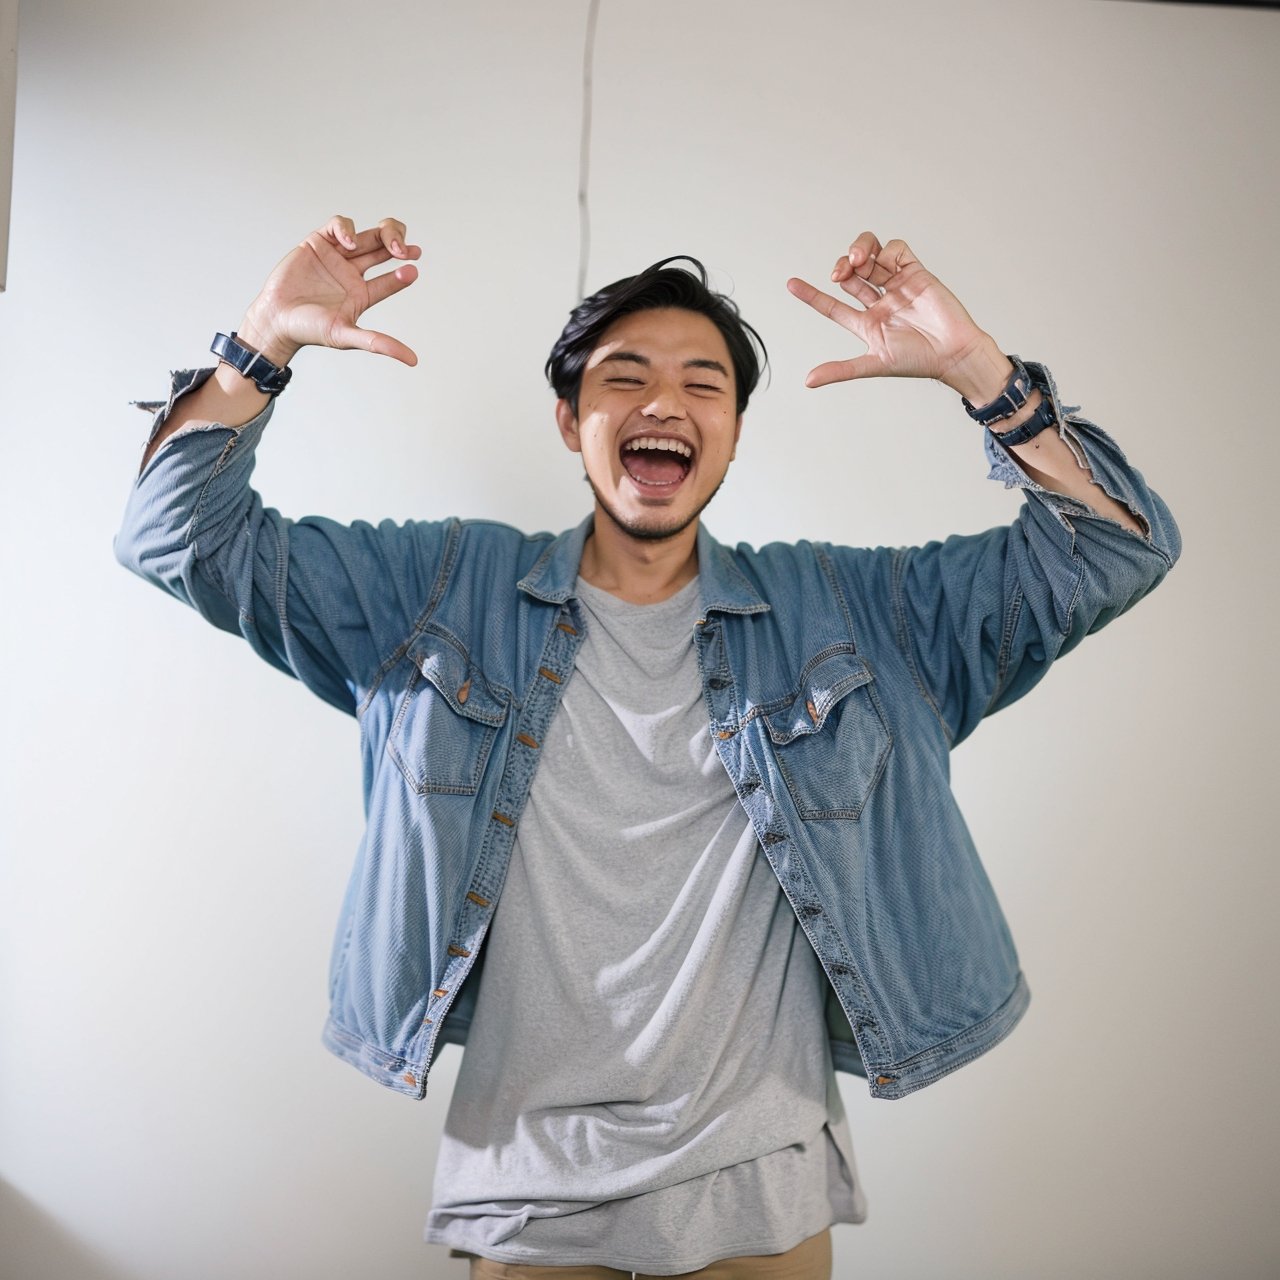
[2,2,1277,1277]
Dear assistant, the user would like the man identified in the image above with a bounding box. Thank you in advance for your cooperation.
[116,215,1179,1279]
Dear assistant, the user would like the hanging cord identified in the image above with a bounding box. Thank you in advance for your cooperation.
[576,0,601,302]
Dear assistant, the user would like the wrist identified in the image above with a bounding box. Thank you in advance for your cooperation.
[940,336,1011,406]
[211,359,270,404]
[237,304,299,370]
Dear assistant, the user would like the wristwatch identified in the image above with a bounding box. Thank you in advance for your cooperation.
[211,331,293,397]
[987,393,1057,447]
[963,355,1057,447]
[961,355,1036,426]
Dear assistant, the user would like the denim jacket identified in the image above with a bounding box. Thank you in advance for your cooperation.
[115,364,1180,1100]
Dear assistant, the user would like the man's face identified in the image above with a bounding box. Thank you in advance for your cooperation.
[555,307,743,543]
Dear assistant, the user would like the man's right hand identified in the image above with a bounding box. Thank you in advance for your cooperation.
[238,214,422,368]
[136,216,421,472]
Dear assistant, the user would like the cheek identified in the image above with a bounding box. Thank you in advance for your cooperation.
[578,423,618,468]
[704,415,739,454]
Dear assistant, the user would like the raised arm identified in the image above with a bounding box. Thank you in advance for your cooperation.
[140,215,421,470]
[116,216,446,717]
[790,232,1180,746]
[786,231,1147,536]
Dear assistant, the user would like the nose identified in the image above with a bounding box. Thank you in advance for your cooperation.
[641,380,687,422]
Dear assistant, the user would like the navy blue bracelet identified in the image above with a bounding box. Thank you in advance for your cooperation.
[211,331,293,397]
[987,393,1057,447]
[961,355,1035,427]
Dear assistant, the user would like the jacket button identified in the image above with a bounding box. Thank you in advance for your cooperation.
[457,679,471,704]
[403,1073,417,1087]
[806,699,819,723]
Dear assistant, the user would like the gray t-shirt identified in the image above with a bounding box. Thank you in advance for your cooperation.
[424,576,866,1273]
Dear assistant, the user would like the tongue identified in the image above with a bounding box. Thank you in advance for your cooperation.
[623,451,687,486]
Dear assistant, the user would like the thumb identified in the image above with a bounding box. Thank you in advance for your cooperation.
[805,353,882,388]
[330,321,418,367]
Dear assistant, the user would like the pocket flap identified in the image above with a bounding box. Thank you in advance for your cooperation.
[406,632,508,726]
[765,650,876,745]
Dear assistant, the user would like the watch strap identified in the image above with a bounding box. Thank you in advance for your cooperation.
[962,355,1033,427]
[987,389,1057,447]
[211,331,293,396]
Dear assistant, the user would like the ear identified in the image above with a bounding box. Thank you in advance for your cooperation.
[730,413,743,461]
[555,398,582,453]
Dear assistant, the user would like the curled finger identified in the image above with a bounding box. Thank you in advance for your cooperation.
[846,232,883,277]
[866,239,918,285]
[320,214,359,251]
[378,216,410,257]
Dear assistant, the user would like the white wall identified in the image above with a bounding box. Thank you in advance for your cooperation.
[1,2,1276,1277]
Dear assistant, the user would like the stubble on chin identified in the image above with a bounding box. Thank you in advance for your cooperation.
[584,474,726,543]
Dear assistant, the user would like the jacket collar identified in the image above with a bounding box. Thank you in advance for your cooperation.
[516,515,770,616]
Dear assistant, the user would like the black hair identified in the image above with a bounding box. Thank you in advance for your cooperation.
[544,256,768,417]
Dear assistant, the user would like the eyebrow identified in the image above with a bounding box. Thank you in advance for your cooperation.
[600,351,730,378]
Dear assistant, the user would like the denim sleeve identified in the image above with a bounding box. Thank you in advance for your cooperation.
[113,368,450,716]
[882,366,1181,749]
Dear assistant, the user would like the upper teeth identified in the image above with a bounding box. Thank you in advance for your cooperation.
[626,437,692,458]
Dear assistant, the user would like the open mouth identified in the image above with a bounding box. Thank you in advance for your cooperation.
[620,436,694,489]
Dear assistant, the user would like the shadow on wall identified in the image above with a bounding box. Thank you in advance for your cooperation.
[0,1177,134,1280]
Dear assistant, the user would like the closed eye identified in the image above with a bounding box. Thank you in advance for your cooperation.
[603,376,723,394]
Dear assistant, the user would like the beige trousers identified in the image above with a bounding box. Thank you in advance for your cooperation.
[461,1227,832,1279]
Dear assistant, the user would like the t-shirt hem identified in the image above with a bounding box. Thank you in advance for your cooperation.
[426,1211,862,1274]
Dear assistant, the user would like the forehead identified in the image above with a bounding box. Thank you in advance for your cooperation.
[585,307,732,372]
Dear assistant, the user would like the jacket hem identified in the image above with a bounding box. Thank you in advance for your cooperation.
[322,1018,426,1098]
[865,972,1030,1099]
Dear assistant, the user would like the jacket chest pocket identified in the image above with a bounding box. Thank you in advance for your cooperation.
[387,632,509,796]
[763,648,891,821]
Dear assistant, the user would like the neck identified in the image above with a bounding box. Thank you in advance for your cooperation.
[577,505,700,604]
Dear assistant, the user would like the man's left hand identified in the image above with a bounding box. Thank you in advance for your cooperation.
[787,233,1007,403]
